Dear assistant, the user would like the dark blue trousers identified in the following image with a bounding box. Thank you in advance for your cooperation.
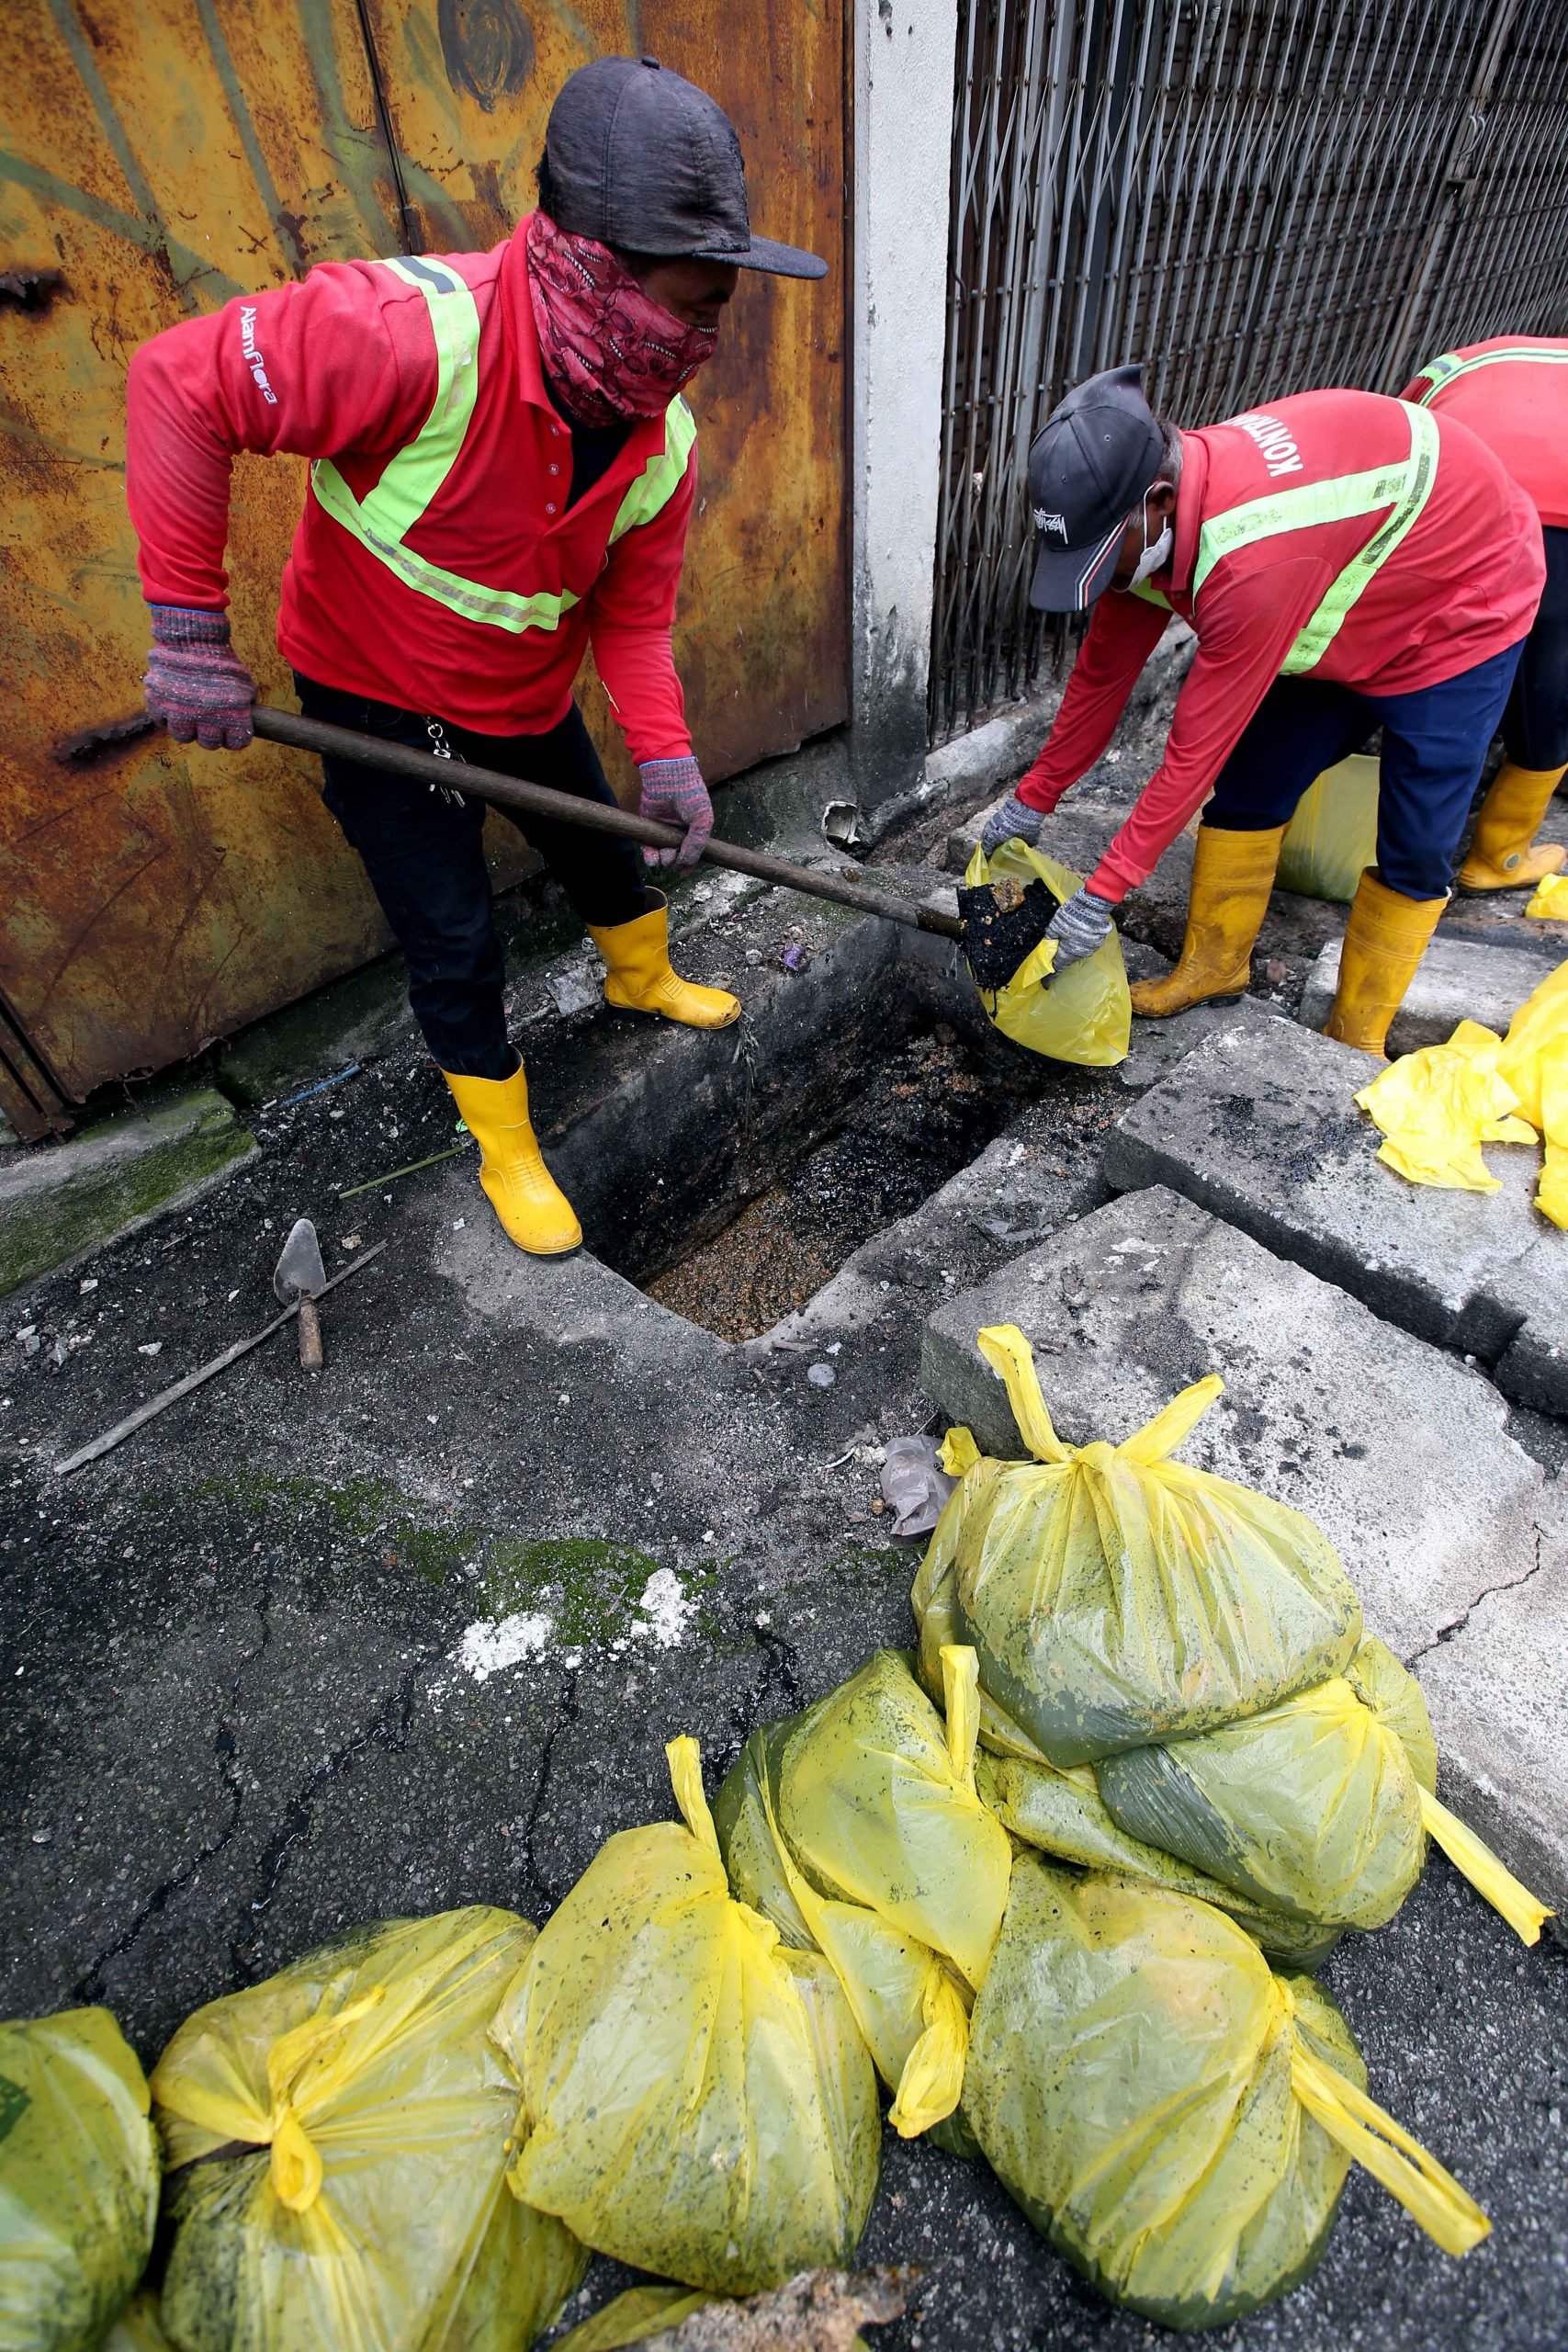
[1206,638,1527,898]
[1505,524,1568,771]
[296,673,646,1080]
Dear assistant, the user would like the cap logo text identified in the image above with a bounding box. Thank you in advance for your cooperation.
[1033,508,1068,537]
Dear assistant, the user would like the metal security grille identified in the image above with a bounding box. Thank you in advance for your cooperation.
[931,0,1568,740]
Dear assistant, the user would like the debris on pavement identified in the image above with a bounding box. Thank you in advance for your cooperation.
[554,2265,919,2350]
[876,1432,955,1536]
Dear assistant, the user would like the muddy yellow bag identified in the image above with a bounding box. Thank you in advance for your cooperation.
[99,2296,175,2352]
[1276,752,1380,903]
[0,2007,159,2352]
[927,1327,1361,1764]
[974,1748,1341,1973]
[965,1859,1489,2332]
[493,1738,879,2295]
[962,840,1130,1068]
[151,1906,585,2352]
[1097,1634,1551,1942]
[714,1647,1011,2137]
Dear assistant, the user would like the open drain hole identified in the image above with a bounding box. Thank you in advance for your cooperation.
[628,1027,1050,1341]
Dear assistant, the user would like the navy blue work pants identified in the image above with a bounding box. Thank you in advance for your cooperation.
[1205,638,1527,898]
[1504,524,1568,772]
[295,673,646,1079]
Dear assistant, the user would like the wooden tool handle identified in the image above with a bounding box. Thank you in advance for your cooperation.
[248,706,965,944]
[297,1295,323,1371]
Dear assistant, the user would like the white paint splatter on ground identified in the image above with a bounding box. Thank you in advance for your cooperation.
[457,1611,554,1682]
[449,1566,695,1687]
[634,1566,694,1648]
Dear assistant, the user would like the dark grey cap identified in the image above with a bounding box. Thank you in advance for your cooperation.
[545,55,828,281]
[1027,365,1166,612]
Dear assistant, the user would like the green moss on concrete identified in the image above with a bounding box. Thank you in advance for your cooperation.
[187,1471,467,1585]
[0,1089,254,1298]
[480,1537,670,1646]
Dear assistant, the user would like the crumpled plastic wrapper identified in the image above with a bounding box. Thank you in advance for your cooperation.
[879,1436,957,1537]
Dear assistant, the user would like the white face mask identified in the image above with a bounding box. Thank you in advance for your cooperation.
[1127,493,1173,588]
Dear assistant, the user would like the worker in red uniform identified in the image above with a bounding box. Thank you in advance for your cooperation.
[1402,337,1568,890]
[125,57,825,1255]
[982,367,1544,1055]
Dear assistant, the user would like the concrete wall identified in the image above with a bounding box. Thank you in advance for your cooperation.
[849,0,960,807]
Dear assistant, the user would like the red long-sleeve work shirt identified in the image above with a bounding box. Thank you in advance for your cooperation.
[1401,338,1568,530]
[126,217,695,759]
[1016,390,1544,902]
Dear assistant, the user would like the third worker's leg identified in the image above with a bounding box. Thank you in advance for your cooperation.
[1326,639,1526,1056]
[1131,678,1371,1018]
[1457,524,1568,891]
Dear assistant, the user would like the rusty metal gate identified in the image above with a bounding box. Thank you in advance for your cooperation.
[0,1,847,1138]
[932,0,1568,740]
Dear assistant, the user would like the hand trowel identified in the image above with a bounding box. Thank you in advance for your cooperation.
[273,1217,328,1371]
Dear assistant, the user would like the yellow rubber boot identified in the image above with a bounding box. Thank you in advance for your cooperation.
[441,1058,581,1256]
[1128,824,1287,1018]
[1455,763,1567,892]
[1323,869,1446,1058]
[588,891,740,1029]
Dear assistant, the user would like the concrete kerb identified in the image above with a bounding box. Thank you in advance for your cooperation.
[919,1182,1568,1913]
[1103,1015,1568,1414]
[1298,929,1564,1054]
[0,1088,256,1302]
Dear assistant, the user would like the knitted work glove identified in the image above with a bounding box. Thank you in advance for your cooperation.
[979,790,1044,857]
[1043,886,1114,971]
[144,605,256,751]
[637,755,713,871]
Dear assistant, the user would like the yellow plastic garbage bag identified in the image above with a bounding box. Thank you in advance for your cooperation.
[962,841,1130,1068]
[151,1906,585,2352]
[964,1860,1489,2332]
[974,1749,1341,1973]
[99,2296,174,2352]
[927,1327,1361,1765]
[551,2271,906,2351]
[1538,1035,1568,1229]
[1356,1020,1536,1192]
[0,2007,159,2352]
[493,1738,880,2295]
[1525,872,1568,920]
[714,1647,1010,2137]
[1097,1635,1551,1942]
[1276,752,1381,904]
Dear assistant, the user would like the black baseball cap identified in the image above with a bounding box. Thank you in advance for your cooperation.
[545,56,828,280]
[1027,365,1167,612]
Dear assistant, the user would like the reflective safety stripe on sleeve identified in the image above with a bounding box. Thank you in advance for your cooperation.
[1193,403,1440,673]
[310,257,695,636]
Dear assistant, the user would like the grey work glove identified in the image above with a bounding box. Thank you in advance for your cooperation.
[1044,887,1114,972]
[979,790,1043,858]
[637,755,714,871]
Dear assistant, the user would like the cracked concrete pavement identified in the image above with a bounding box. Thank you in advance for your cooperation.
[4,763,1568,2348]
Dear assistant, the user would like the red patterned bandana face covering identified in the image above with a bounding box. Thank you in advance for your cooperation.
[525,210,718,428]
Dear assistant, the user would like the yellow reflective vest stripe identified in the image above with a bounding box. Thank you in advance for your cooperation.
[1408,342,1568,403]
[310,255,696,636]
[1131,404,1439,670]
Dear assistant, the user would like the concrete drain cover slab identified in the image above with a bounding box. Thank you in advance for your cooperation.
[1298,930,1562,1056]
[920,1184,1566,1907]
[1100,1016,1568,1413]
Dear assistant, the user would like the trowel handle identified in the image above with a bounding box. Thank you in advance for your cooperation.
[297,1296,323,1372]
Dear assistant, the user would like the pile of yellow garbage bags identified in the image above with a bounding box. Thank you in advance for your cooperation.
[1357,960,1568,1222]
[3,1328,1553,2344]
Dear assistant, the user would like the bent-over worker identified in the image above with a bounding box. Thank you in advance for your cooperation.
[983,366,1544,1056]
[1401,336,1568,890]
[125,56,826,1253]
